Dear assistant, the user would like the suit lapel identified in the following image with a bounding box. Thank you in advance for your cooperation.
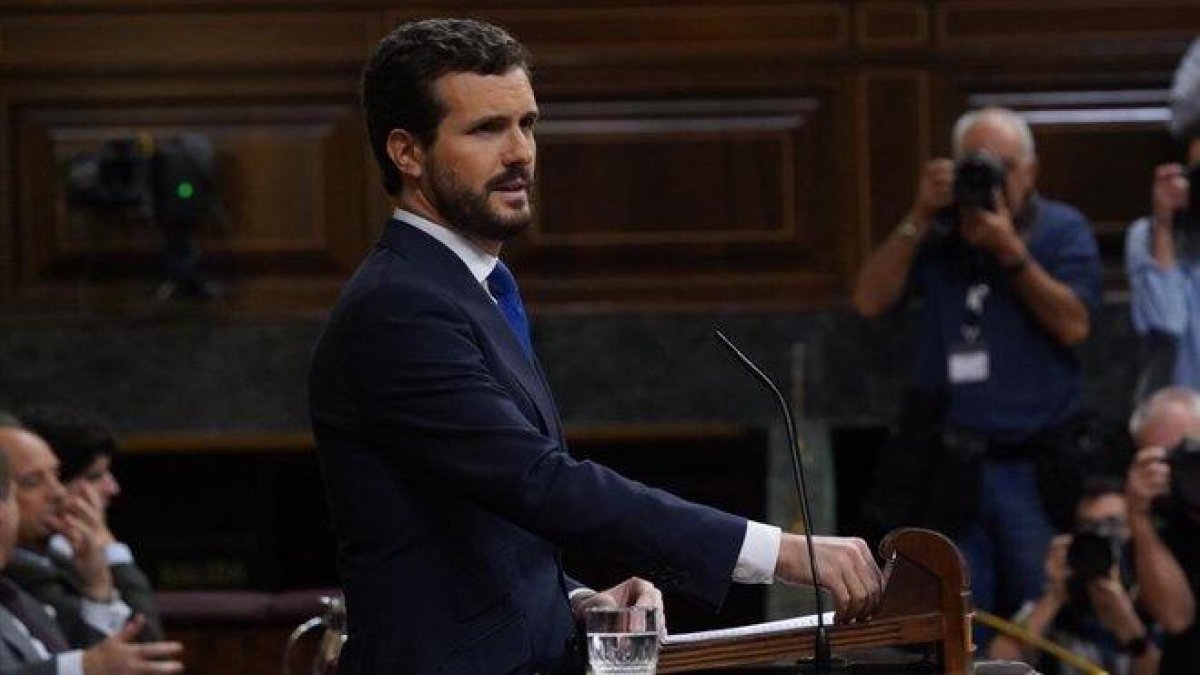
[379,222,564,445]
[465,290,564,445]
[0,605,46,663]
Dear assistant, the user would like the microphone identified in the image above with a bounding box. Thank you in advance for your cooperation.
[715,329,832,673]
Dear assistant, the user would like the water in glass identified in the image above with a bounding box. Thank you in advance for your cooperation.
[585,606,659,675]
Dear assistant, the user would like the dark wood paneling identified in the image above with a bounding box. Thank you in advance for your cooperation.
[858,71,929,249]
[510,94,838,307]
[0,11,377,74]
[2,1,1200,312]
[404,4,850,65]
[939,1,1200,46]
[856,1,928,50]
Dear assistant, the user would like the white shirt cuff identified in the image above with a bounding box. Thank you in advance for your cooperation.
[732,520,781,584]
[80,595,132,636]
[104,542,134,566]
[568,587,596,603]
[57,650,84,675]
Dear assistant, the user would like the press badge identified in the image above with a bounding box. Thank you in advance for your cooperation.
[948,342,989,384]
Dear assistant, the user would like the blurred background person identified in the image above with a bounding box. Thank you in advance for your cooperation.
[0,434,183,674]
[853,106,1103,641]
[987,476,1159,675]
[1126,387,1200,675]
[0,417,153,648]
[17,407,162,642]
[1127,39,1200,399]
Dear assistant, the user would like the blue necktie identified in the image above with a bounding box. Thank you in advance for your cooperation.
[487,260,533,358]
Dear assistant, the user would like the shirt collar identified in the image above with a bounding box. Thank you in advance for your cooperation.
[393,208,498,285]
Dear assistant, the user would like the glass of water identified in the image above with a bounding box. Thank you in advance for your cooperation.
[585,606,660,675]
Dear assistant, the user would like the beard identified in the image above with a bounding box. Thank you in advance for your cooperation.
[426,158,534,243]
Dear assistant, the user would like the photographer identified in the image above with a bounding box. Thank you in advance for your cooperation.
[1127,387,1200,674]
[853,107,1102,639]
[1126,39,1200,395]
[987,478,1160,675]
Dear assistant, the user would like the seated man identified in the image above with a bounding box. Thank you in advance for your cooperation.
[0,420,183,674]
[0,418,145,648]
[16,407,162,641]
[987,477,1160,675]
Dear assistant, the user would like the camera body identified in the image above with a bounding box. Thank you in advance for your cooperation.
[954,151,1007,212]
[932,151,1008,238]
[1066,517,1125,611]
[1168,436,1200,509]
[66,134,218,228]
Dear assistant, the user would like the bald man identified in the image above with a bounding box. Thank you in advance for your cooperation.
[854,107,1103,636]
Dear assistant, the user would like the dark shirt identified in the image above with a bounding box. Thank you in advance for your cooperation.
[1159,508,1200,675]
[911,197,1102,441]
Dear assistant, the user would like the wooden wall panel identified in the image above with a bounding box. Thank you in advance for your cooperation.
[857,71,930,248]
[512,95,836,307]
[856,1,929,50]
[0,11,377,74]
[2,1,1199,312]
[939,1,1200,47]
[406,4,850,64]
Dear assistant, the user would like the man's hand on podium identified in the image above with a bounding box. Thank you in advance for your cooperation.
[774,534,882,624]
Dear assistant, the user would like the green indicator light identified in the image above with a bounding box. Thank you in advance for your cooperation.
[176,181,195,200]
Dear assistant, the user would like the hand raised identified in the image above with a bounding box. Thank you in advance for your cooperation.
[1086,576,1143,642]
[1126,446,1171,514]
[63,486,116,601]
[959,188,1026,265]
[911,158,955,225]
[1042,534,1071,601]
[1152,162,1189,229]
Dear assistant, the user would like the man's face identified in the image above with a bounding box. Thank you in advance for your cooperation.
[68,454,120,511]
[0,429,66,549]
[0,480,18,564]
[417,68,538,245]
[958,117,1037,214]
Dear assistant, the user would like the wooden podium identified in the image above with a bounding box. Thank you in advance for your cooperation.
[658,528,974,673]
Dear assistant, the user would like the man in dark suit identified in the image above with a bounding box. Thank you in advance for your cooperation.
[0,421,155,651]
[13,408,162,643]
[0,425,182,674]
[309,18,882,674]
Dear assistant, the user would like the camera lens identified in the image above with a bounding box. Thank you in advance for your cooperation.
[953,152,1007,212]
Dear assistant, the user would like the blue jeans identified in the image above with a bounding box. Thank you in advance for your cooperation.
[954,459,1056,648]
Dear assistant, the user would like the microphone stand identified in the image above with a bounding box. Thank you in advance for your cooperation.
[715,330,832,673]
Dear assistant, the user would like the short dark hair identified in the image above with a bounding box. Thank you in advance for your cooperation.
[362,18,531,196]
[1078,475,1125,507]
[18,406,117,483]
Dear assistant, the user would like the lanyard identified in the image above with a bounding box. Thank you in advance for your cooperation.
[961,282,989,344]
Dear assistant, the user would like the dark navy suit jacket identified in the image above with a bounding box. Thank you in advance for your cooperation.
[309,221,746,674]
